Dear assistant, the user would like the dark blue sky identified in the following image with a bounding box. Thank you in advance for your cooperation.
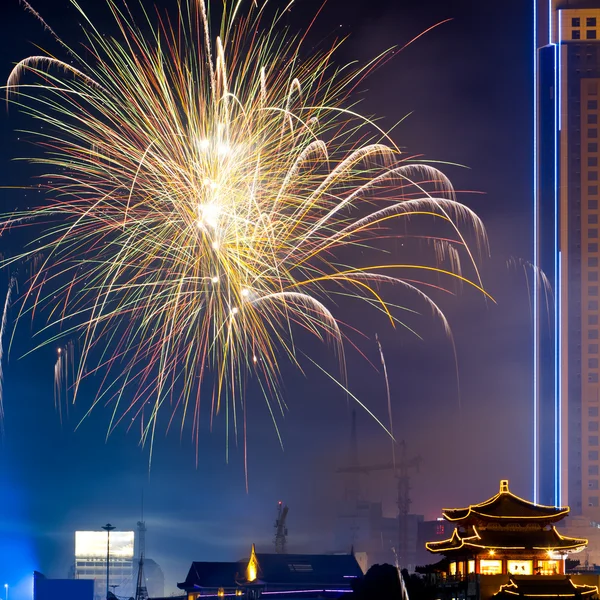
[0,0,533,597]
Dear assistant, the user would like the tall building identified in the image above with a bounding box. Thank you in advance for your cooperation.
[535,1,600,520]
[73,530,135,600]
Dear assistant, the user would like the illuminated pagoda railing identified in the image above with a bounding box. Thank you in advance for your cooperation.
[422,480,598,600]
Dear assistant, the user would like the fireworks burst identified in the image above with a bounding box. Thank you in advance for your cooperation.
[2,0,490,461]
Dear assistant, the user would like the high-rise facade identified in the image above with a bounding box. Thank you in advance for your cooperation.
[535,1,600,519]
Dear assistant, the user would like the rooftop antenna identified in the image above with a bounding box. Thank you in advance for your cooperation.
[137,491,146,559]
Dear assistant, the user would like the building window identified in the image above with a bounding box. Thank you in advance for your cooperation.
[468,560,475,574]
[588,17,597,27]
[590,344,599,353]
[589,301,599,310]
[591,406,600,417]
[589,143,598,152]
[436,523,444,535]
[537,560,559,575]
[590,156,599,167]
[591,272,599,282]
[590,450,599,460]
[590,480,599,490]
[590,229,599,238]
[588,30,598,40]
[590,100,599,110]
[591,496,600,507]
[574,17,581,27]
[574,29,582,39]
[590,286,599,295]
[590,129,598,139]
[591,258,600,267]
[479,560,502,575]
[590,357,599,367]
[449,562,456,576]
[590,214,599,224]
[508,561,533,575]
[590,186,600,196]
[590,435,599,445]
[591,114,599,125]
[591,200,599,209]
[591,172,599,181]
[590,329,599,338]
[590,421,599,432]
[589,243,599,252]
[591,465,600,475]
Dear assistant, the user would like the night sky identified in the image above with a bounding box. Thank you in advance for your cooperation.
[0,0,533,597]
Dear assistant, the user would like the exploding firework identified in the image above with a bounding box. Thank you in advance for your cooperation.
[2,0,490,460]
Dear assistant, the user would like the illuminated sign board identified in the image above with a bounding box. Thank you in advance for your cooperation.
[75,531,134,558]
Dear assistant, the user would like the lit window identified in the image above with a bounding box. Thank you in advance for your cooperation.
[590,421,600,431]
[591,406,599,416]
[480,560,502,575]
[588,17,597,27]
[436,523,445,535]
[573,17,581,27]
[588,30,598,40]
[468,560,475,574]
[537,560,559,575]
[591,115,599,125]
[574,30,582,40]
[508,560,533,575]
[449,562,456,576]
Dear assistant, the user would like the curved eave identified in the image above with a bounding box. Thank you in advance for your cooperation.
[443,506,570,522]
[497,579,598,598]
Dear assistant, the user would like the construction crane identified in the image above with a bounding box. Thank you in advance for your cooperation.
[336,441,421,569]
[274,501,289,554]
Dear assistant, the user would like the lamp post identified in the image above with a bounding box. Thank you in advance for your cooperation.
[102,523,116,600]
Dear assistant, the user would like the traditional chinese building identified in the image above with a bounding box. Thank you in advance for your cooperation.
[422,480,598,600]
[176,545,363,599]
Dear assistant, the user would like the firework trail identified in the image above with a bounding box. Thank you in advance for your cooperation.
[2,0,491,459]
[0,277,15,429]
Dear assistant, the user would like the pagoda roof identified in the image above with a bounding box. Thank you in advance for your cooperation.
[495,576,598,598]
[442,480,569,523]
[426,525,587,554]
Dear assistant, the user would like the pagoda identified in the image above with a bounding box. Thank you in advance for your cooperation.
[423,480,598,600]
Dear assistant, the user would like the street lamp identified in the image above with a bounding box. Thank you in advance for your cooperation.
[102,523,116,600]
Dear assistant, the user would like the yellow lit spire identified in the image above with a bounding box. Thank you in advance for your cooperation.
[247,544,258,582]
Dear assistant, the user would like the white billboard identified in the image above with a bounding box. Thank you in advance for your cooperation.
[75,531,134,558]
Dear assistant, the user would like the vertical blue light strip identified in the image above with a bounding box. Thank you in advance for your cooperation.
[533,0,539,505]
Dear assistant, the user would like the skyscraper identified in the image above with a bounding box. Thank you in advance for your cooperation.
[535,1,600,528]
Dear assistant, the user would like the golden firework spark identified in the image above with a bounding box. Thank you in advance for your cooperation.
[2,0,490,462]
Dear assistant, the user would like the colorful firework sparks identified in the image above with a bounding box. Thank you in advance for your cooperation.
[2,0,490,462]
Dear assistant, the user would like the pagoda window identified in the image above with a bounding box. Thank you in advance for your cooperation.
[537,560,559,575]
[507,560,533,575]
[468,560,475,574]
[480,560,502,575]
[449,562,457,576]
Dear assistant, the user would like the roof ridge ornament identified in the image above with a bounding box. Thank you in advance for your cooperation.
[500,479,509,493]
